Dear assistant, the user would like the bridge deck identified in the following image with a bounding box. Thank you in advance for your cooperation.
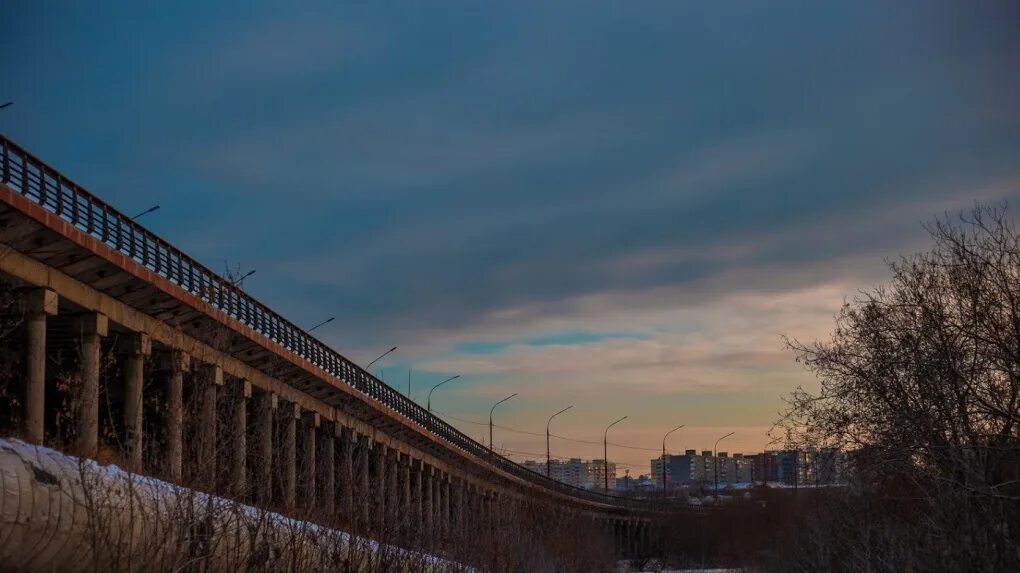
[0,134,654,514]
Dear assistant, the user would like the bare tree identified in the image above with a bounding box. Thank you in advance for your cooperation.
[769,204,1020,572]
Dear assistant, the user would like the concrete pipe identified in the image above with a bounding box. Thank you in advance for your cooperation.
[0,439,462,572]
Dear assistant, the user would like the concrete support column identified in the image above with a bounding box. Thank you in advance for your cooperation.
[386,447,399,533]
[281,401,299,509]
[319,421,336,520]
[470,484,481,532]
[398,453,411,539]
[357,433,370,530]
[120,333,150,472]
[196,364,222,489]
[340,427,355,524]
[164,351,189,482]
[229,378,251,498]
[74,313,107,458]
[254,390,276,505]
[440,473,450,539]
[481,490,491,532]
[373,442,387,534]
[301,412,319,508]
[423,464,434,535]
[412,459,423,535]
[24,288,56,444]
[453,478,465,537]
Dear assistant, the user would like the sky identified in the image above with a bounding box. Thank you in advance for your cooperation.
[3,1,1019,477]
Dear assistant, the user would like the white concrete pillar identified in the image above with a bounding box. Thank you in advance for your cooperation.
[74,312,107,458]
[301,411,319,508]
[254,390,276,505]
[120,333,150,472]
[229,378,251,498]
[319,421,336,519]
[281,401,299,509]
[164,351,189,482]
[196,364,222,489]
[24,289,56,444]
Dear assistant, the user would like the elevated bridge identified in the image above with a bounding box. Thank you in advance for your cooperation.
[0,135,668,566]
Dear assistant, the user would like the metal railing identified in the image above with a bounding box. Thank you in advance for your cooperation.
[0,134,652,511]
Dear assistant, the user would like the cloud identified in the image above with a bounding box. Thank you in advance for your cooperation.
[4,0,1019,475]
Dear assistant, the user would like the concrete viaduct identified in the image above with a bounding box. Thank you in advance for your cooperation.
[0,135,662,565]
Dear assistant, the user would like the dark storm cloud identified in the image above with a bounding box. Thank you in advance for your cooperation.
[3,0,1019,351]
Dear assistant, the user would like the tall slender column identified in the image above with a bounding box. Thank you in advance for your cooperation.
[319,421,336,520]
[358,433,370,530]
[74,313,107,458]
[467,481,477,530]
[412,459,424,535]
[453,478,464,537]
[386,447,399,534]
[340,427,355,524]
[229,378,251,498]
[301,412,319,508]
[197,364,222,489]
[399,454,411,531]
[120,333,150,472]
[374,442,387,534]
[399,450,412,538]
[255,390,276,506]
[24,289,56,444]
[423,464,434,535]
[480,487,488,532]
[165,351,189,482]
[282,402,299,509]
[439,473,450,539]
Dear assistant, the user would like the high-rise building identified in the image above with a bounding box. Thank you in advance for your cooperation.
[524,458,609,490]
[589,459,618,491]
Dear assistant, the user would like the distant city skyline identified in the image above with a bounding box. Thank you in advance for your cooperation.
[4,1,1019,473]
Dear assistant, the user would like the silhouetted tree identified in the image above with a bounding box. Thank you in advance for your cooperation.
[770,204,1020,572]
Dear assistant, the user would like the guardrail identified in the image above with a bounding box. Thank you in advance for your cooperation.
[0,134,652,512]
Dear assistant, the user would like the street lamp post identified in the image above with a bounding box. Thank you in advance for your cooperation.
[661,425,684,496]
[131,205,160,221]
[366,346,398,369]
[426,375,460,412]
[489,393,518,450]
[603,416,628,492]
[234,269,256,287]
[546,406,573,478]
[308,317,335,332]
[714,431,735,504]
